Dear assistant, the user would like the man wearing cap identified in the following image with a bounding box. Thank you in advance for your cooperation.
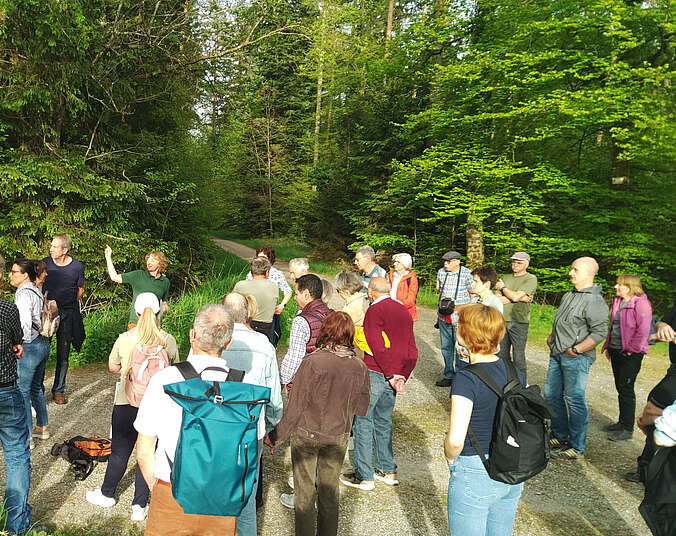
[435,251,473,387]
[495,252,538,378]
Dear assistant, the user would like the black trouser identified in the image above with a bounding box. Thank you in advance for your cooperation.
[101,404,149,507]
[52,309,74,394]
[250,320,273,344]
[609,348,645,431]
[496,321,529,379]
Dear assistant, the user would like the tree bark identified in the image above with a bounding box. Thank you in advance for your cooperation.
[465,220,484,268]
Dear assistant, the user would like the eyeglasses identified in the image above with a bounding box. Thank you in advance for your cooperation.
[10,270,23,274]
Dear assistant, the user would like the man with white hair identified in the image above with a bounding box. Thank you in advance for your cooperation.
[221,293,283,535]
[354,246,386,290]
[135,304,239,534]
[340,277,418,491]
[288,258,310,284]
[544,257,608,460]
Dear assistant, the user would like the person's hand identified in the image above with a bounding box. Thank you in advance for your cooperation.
[564,347,578,358]
[523,295,533,303]
[604,349,610,361]
[495,279,505,291]
[162,302,170,314]
[13,344,23,359]
[389,374,406,394]
[637,416,648,435]
[546,335,552,348]
[263,434,275,453]
[274,304,284,315]
[104,245,112,258]
[656,322,676,342]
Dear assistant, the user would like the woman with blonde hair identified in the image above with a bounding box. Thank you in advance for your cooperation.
[86,293,179,521]
[444,304,525,536]
[602,274,653,441]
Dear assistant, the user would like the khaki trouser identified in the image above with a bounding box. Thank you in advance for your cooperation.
[144,480,237,536]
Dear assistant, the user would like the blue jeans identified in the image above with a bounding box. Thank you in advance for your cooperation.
[17,336,50,429]
[0,385,32,535]
[236,439,261,536]
[439,319,458,380]
[543,353,593,452]
[447,455,522,536]
[352,370,396,481]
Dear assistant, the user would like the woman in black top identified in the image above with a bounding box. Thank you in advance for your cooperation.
[444,304,524,536]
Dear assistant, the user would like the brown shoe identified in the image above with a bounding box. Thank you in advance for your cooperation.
[53,393,67,405]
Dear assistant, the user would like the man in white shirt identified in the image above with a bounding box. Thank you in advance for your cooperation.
[135,304,251,535]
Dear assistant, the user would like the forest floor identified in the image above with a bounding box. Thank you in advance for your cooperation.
[2,238,666,535]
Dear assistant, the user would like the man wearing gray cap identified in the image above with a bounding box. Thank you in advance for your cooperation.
[435,251,473,387]
[495,252,537,378]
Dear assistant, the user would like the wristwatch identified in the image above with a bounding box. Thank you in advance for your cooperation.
[571,346,581,355]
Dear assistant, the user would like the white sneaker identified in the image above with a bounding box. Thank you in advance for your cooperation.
[131,504,148,521]
[86,489,115,508]
[374,471,399,485]
[348,436,354,451]
[280,493,294,509]
[288,475,294,490]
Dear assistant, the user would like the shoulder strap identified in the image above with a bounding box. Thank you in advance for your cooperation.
[303,311,324,322]
[439,272,449,305]
[226,368,245,382]
[467,426,491,472]
[174,361,199,380]
[453,268,461,300]
[463,363,504,397]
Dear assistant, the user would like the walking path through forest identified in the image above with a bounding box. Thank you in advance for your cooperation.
[2,239,667,535]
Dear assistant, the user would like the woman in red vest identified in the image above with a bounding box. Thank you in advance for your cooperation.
[387,253,419,322]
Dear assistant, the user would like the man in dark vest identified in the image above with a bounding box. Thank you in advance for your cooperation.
[280,274,332,390]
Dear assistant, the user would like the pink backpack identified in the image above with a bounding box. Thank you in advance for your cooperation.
[125,340,170,407]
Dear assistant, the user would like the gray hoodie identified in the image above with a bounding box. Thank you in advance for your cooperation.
[550,284,609,359]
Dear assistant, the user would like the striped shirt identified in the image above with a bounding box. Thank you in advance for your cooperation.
[0,299,23,384]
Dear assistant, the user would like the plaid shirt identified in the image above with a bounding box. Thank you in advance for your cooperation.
[246,266,292,294]
[436,266,473,305]
[0,299,23,384]
[280,314,311,384]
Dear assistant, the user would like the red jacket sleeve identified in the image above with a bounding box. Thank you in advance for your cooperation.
[399,273,418,309]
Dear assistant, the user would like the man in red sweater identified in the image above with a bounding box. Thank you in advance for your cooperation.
[340,277,418,490]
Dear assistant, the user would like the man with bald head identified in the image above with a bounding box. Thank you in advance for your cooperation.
[340,277,418,491]
[544,257,608,460]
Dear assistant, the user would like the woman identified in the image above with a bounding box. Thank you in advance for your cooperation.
[265,312,370,536]
[34,260,47,290]
[86,293,179,521]
[10,259,51,447]
[246,246,292,346]
[334,271,368,355]
[387,253,418,321]
[444,304,524,536]
[602,274,652,441]
[244,293,259,331]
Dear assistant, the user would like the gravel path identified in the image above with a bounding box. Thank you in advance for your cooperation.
[1,239,664,535]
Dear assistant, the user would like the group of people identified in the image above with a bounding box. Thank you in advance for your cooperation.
[0,235,674,536]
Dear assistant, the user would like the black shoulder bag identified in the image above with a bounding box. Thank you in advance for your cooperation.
[438,269,461,316]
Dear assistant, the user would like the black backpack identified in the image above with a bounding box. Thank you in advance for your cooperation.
[466,359,555,485]
[50,436,112,481]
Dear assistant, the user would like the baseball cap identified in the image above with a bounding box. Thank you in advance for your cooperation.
[134,292,161,315]
[441,251,462,261]
[510,252,531,262]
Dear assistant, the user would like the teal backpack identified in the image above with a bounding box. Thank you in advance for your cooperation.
[163,361,271,516]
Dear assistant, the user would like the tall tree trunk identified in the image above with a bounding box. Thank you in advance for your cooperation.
[386,0,394,41]
[313,62,323,165]
[466,219,484,268]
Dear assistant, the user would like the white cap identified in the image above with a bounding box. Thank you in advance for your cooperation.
[134,292,160,316]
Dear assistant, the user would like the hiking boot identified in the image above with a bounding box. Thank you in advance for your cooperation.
[288,475,294,490]
[280,493,295,509]
[435,378,452,387]
[551,447,584,460]
[374,471,399,486]
[602,422,624,433]
[130,504,148,521]
[625,470,642,483]
[549,437,570,450]
[608,429,632,441]
[53,393,67,405]
[33,426,50,440]
[85,489,115,508]
[339,473,375,491]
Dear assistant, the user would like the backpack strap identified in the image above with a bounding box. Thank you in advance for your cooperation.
[174,361,199,380]
[226,368,245,382]
[464,364,504,397]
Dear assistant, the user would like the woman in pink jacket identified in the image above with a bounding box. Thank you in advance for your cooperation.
[602,274,652,441]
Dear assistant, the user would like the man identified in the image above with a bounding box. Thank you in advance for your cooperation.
[0,253,32,536]
[340,277,418,491]
[233,257,278,340]
[544,257,608,460]
[288,258,310,284]
[42,234,85,404]
[495,252,537,377]
[353,246,386,290]
[104,245,170,329]
[280,274,331,388]
[469,266,503,313]
[221,293,283,536]
[135,305,241,535]
[435,251,473,388]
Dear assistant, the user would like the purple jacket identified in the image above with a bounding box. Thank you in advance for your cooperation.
[602,293,652,355]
